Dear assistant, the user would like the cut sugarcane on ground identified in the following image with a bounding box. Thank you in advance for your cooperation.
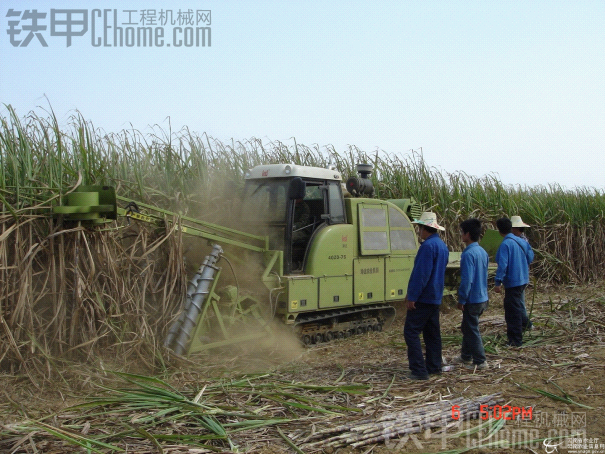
[0,282,603,454]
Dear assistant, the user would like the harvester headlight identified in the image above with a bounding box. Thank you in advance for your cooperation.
[284,165,292,175]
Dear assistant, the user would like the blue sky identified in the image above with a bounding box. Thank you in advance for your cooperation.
[1,0,604,189]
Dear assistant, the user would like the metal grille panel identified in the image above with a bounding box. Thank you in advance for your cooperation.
[389,207,411,228]
[390,230,417,251]
[362,207,387,227]
[409,202,422,220]
[363,231,389,250]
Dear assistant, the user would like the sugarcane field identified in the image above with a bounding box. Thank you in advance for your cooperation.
[0,109,604,454]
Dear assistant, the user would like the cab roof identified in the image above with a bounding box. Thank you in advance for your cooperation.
[245,164,342,181]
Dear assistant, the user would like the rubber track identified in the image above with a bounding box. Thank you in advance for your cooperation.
[293,303,396,328]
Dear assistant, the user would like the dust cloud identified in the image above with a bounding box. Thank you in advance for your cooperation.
[170,173,305,371]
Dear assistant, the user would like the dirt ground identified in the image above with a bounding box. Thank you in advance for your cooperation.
[285,282,606,454]
[0,282,604,453]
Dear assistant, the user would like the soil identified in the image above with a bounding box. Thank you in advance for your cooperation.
[1,282,604,454]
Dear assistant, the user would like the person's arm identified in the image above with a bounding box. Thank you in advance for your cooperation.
[494,242,509,290]
[458,252,472,306]
[406,243,433,304]
[526,242,534,265]
[405,295,416,310]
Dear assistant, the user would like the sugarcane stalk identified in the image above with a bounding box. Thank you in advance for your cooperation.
[303,394,502,449]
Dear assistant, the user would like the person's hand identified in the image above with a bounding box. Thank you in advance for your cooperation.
[406,299,416,310]
[457,303,464,311]
[494,285,502,294]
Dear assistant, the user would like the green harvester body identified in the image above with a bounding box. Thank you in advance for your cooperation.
[50,163,467,355]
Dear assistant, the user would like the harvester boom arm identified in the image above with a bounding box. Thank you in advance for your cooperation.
[49,184,268,252]
[114,195,269,252]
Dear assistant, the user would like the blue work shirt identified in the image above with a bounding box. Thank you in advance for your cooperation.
[458,242,489,305]
[494,233,534,288]
[407,233,449,305]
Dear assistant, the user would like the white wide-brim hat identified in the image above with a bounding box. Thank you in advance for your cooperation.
[511,215,530,228]
[412,211,446,231]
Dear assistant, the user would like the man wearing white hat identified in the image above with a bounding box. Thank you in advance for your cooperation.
[511,215,532,329]
[511,215,530,242]
[403,212,450,380]
[494,217,534,347]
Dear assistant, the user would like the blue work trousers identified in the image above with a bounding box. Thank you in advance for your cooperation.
[404,302,442,377]
[460,301,488,364]
[521,291,531,329]
[504,285,526,346]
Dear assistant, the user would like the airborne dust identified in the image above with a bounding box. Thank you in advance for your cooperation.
[176,172,306,370]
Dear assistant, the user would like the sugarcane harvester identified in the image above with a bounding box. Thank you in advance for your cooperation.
[52,163,459,356]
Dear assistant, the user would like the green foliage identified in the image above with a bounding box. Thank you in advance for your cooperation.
[1,104,604,282]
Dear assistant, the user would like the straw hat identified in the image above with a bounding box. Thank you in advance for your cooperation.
[412,212,445,231]
[511,216,530,228]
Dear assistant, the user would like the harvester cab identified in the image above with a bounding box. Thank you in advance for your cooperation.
[241,164,347,275]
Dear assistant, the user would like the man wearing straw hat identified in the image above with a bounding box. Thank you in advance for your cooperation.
[494,217,534,347]
[511,215,530,242]
[511,215,533,329]
[403,212,449,380]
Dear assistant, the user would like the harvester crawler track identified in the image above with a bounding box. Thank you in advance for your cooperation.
[293,303,397,345]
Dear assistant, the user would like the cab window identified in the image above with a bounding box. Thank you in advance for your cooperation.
[327,181,346,224]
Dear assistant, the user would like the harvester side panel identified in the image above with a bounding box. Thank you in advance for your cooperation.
[319,275,353,308]
[285,276,319,314]
[305,224,355,277]
[385,255,415,301]
[353,256,385,304]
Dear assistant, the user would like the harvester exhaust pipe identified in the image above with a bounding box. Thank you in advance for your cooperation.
[165,244,223,355]
[346,163,374,197]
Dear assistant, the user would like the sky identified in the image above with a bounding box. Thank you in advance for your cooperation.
[1,0,604,190]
